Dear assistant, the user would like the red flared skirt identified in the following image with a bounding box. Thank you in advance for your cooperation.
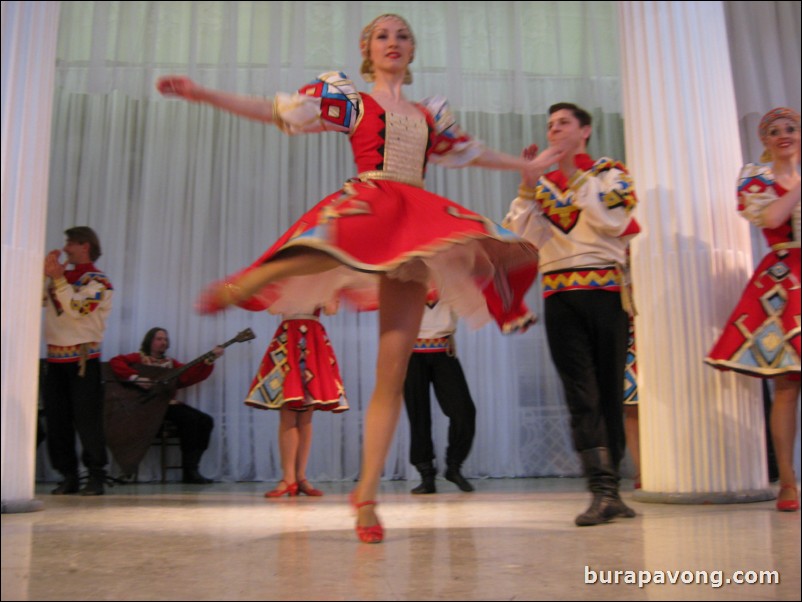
[705,247,800,379]
[244,318,348,412]
[225,178,539,333]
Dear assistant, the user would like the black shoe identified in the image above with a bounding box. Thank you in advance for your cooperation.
[411,461,437,494]
[80,477,105,496]
[444,467,474,492]
[411,480,436,494]
[182,469,213,484]
[51,475,80,495]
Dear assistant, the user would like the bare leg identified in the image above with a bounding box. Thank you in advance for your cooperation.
[213,248,341,307]
[353,276,427,529]
[771,375,801,501]
[277,407,300,485]
[624,405,641,484]
[295,410,314,483]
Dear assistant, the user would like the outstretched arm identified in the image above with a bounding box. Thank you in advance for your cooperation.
[157,76,275,123]
[470,147,530,171]
[471,145,566,186]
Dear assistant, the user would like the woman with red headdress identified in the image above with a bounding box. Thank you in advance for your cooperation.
[705,107,801,512]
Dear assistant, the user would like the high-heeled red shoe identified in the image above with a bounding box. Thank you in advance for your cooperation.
[264,480,298,498]
[350,493,384,543]
[298,479,324,497]
[776,484,799,512]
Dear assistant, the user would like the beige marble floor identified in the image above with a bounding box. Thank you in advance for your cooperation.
[2,478,800,601]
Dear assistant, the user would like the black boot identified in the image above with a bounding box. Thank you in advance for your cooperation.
[575,448,620,526]
[444,464,474,492]
[80,469,106,496]
[611,459,636,518]
[51,472,80,495]
[411,461,437,494]
[610,495,637,518]
[182,449,213,484]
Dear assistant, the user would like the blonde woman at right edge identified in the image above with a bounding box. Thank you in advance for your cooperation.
[706,107,801,512]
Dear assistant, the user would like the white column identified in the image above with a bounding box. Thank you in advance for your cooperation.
[1,1,61,513]
[618,1,773,502]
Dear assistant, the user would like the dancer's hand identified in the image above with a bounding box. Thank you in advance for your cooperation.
[521,144,539,162]
[521,145,567,188]
[156,76,202,101]
[44,249,65,279]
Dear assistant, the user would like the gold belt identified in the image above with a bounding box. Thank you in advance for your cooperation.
[357,171,424,189]
[771,242,800,251]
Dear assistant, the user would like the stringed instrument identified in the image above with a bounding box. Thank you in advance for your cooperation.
[103,328,256,475]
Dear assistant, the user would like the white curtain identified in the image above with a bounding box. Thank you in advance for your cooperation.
[37,1,802,484]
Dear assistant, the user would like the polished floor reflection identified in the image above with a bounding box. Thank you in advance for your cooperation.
[2,479,800,601]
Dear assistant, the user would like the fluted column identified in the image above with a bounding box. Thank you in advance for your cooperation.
[618,1,773,502]
[1,1,61,513]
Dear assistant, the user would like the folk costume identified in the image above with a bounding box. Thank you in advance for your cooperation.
[245,308,349,413]
[505,153,640,524]
[705,164,801,378]
[216,72,538,333]
[109,352,216,483]
[43,262,113,492]
[404,301,476,493]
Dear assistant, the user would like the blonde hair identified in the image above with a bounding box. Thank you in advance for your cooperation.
[359,14,415,85]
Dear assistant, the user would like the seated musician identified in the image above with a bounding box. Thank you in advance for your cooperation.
[109,327,223,483]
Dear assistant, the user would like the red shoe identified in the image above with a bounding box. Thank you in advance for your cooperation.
[298,479,324,497]
[350,492,384,543]
[264,480,298,498]
[776,484,799,512]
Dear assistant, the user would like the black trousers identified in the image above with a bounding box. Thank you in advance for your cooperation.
[43,359,108,476]
[544,291,629,467]
[403,351,476,467]
[165,403,214,461]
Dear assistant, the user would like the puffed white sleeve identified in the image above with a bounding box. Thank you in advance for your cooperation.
[419,96,484,167]
[736,164,780,228]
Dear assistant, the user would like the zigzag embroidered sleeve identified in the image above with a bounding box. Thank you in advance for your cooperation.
[571,159,638,238]
[419,96,484,168]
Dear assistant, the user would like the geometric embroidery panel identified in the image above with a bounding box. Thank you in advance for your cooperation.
[760,283,787,316]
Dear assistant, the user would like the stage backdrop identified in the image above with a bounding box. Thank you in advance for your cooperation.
[34,1,799,483]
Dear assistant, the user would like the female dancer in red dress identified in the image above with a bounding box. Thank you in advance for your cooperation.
[705,108,800,512]
[245,301,348,498]
[158,14,563,542]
